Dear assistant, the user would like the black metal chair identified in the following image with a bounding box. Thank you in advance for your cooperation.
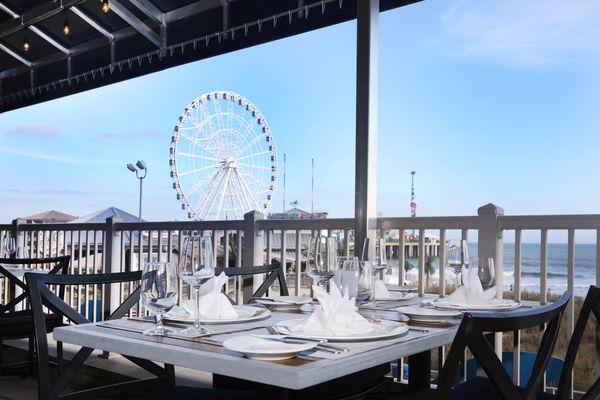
[0,256,70,374]
[25,270,258,400]
[216,264,289,304]
[426,292,571,400]
[550,285,600,400]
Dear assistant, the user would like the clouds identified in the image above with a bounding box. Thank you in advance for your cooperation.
[0,146,75,163]
[101,130,163,139]
[3,123,61,138]
[440,0,600,68]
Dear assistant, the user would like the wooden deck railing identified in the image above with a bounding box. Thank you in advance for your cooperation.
[2,205,600,392]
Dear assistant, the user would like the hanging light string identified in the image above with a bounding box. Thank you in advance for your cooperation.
[3,0,343,104]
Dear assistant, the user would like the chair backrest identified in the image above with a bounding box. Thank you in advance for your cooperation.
[215,264,289,303]
[436,291,571,400]
[25,271,142,400]
[0,255,70,313]
[554,286,600,400]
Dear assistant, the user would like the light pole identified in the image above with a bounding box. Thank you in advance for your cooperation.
[126,160,147,221]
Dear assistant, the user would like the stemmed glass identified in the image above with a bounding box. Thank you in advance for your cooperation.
[478,257,495,290]
[446,239,469,286]
[335,256,359,299]
[3,237,16,258]
[177,233,215,337]
[369,239,388,303]
[307,235,337,288]
[357,261,373,302]
[140,262,179,336]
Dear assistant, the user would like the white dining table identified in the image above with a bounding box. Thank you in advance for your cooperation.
[53,298,458,397]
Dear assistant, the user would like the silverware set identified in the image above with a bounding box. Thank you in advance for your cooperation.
[262,326,349,354]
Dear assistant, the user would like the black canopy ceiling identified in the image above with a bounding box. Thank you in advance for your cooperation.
[0,0,419,114]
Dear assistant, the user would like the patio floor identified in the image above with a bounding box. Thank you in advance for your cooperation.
[1,337,212,400]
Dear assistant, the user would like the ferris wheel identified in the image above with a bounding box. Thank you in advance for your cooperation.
[169,91,277,221]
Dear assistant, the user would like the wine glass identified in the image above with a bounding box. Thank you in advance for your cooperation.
[478,257,495,290]
[4,237,16,258]
[356,261,373,302]
[335,256,359,299]
[177,233,215,337]
[140,262,179,336]
[307,235,335,287]
[366,239,389,304]
[446,239,469,286]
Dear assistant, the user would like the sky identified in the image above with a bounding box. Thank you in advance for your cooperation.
[0,0,599,241]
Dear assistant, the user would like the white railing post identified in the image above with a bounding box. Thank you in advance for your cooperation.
[243,211,264,303]
[103,216,122,320]
[11,218,25,258]
[10,218,25,310]
[478,203,504,357]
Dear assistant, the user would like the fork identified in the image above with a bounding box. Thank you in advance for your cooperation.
[265,326,349,352]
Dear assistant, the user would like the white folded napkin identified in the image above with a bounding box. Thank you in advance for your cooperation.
[302,283,373,336]
[183,272,237,319]
[374,280,390,298]
[449,267,498,306]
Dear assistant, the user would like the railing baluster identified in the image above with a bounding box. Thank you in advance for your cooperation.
[540,229,548,305]
[418,228,425,296]
[224,229,230,294]
[398,229,405,286]
[76,230,82,313]
[567,229,575,336]
[236,230,242,303]
[438,229,446,297]
[512,229,522,385]
[295,229,301,296]
[84,230,90,320]
[567,228,576,398]
[281,229,287,278]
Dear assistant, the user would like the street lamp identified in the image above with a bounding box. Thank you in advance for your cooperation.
[126,160,147,221]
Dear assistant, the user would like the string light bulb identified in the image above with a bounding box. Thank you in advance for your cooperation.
[23,36,30,51]
[101,0,110,13]
[63,17,71,35]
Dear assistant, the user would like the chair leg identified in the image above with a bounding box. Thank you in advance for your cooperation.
[57,341,63,375]
[28,337,35,376]
[165,364,176,388]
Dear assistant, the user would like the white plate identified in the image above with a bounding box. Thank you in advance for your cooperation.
[387,285,417,292]
[273,318,409,342]
[433,297,521,311]
[223,335,317,360]
[398,305,462,324]
[254,296,312,308]
[165,305,271,324]
[375,292,418,302]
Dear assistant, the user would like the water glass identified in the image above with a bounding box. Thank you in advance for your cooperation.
[357,261,373,302]
[141,262,179,336]
[478,257,495,290]
[3,237,16,258]
[307,235,335,287]
[334,256,359,299]
[446,239,469,286]
[178,233,215,337]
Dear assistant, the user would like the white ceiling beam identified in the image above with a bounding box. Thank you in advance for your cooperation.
[0,0,85,39]
[0,42,31,67]
[71,6,114,40]
[128,0,164,25]
[110,0,162,47]
[29,25,70,54]
[0,1,70,55]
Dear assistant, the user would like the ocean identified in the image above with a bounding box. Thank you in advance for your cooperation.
[387,243,597,297]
